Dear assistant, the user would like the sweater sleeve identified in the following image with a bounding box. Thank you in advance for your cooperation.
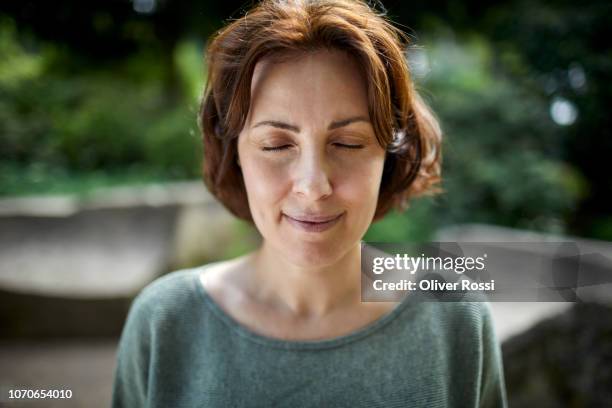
[478,302,508,408]
[111,292,153,408]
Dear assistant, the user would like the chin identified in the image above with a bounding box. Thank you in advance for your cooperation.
[279,237,352,269]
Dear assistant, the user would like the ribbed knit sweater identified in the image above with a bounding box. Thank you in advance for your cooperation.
[112,265,507,407]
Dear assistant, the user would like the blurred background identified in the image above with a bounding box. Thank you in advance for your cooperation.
[0,0,610,406]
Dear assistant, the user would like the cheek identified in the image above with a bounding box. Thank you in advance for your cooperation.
[335,155,385,206]
[241,158,288,206]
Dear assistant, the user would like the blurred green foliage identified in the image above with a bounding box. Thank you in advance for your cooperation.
[426,36,585,231]
[0,18,202,196]
[367,35,586,241]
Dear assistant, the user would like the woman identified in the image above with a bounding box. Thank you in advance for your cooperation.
[112,0,507,406]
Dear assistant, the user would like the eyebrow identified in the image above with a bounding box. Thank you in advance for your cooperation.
[251,116,370,132]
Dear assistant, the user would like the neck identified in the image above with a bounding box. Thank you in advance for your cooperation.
[248,241,363,318]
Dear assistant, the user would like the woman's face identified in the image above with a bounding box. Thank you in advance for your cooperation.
[237,49,386,267]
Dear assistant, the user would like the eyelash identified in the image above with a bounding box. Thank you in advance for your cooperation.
[261,143,364,152]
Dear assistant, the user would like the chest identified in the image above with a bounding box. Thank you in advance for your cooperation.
[147,329,480,408]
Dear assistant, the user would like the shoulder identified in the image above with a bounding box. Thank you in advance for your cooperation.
[138,267,199,300]
[113,267,210,407]
[135,267,199,304]
[412,272,496,336]
[402,295,496,347]
[433,298,495,334]
[125,267,205,327]
[429,300,507,406]
[407,300,501,370]
[400,300,506,406]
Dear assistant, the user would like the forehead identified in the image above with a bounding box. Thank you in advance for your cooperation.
[247,49,369,121]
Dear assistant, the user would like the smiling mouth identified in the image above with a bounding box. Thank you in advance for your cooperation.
[287,213,343,223]
[283,212,344,233]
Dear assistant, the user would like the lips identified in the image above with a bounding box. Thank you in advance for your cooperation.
[283,212,344,233]
[287,213,343,223]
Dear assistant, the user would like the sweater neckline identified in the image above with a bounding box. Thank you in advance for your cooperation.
[192,263,417,350]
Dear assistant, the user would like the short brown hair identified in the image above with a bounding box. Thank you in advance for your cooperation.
[199,0,442,222]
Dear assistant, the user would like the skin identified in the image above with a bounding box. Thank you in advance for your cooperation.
[201,49,396,340]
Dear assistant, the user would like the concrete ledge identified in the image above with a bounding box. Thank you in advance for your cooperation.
[0,205,179,297]
[0,181,252,339]
[0,181,212,217]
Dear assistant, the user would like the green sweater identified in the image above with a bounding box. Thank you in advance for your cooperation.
[112,266,507,407]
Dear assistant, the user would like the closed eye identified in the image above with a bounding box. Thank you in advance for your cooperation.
[333,143,364,149]
[261,145,291,152]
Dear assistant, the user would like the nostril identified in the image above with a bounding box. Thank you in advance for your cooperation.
[293,175,333,199]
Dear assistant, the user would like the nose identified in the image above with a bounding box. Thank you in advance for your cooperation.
[292,147,333,201]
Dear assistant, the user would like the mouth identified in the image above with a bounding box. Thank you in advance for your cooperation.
[283,212,344,233]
